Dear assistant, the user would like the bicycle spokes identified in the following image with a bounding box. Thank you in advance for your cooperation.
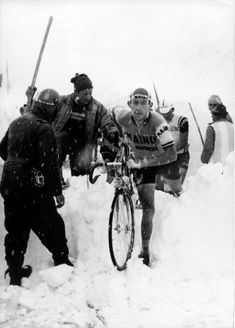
[109,190,135,270]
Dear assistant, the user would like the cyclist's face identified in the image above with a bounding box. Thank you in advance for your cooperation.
[129,98,150,122]
[74,88,93,104]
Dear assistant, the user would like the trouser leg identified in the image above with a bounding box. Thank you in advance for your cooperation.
[55,131,71,167]
[55,131,73,184]
[31,194,72,266]
[4,197,31,285]
[69,146,93,176]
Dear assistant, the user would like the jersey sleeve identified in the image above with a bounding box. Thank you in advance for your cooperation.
[179,116,189,133]
[155,122,174,149]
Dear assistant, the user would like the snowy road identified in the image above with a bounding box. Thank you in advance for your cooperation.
[0,158,233,328]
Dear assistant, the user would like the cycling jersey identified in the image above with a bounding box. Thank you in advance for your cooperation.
[167,114,189,153]
[117,109,174,167]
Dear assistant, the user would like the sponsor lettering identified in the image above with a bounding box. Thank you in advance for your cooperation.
[156,125,169,137]
[169,126,179,132]
[126,132,158,145]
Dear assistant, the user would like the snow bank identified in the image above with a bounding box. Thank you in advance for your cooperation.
[0,154,233,328]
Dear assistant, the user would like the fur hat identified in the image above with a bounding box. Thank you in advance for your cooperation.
[71,73,93,91]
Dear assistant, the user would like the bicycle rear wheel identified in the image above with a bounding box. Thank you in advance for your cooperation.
[108,189,135,271]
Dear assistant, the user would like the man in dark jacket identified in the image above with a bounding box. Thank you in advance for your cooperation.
[0,89,73,286]
[53,73,119,184]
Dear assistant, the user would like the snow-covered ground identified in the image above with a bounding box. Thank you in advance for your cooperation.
[0,157,233,328]
[0,0,234,327]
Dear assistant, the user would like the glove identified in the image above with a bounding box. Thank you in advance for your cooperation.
[25,86,37,99]
[112,176,129,188]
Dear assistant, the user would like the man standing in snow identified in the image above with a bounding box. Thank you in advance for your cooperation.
[53,73,119,186]
[201,103,234,165]
[116,88,181,266]
[157,104,190,186]
[0,89,73,286]
[208,95,233,123]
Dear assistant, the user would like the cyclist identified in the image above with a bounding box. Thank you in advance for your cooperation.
[157,104,190,188]
[115,88,181,266]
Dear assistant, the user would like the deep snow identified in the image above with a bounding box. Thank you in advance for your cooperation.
[0,0,234,327]
[0,157,233,328]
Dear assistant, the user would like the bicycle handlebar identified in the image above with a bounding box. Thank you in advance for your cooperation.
[89,162,104,184]
[89,160,127,185]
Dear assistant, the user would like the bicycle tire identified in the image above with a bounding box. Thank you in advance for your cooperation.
[108,188,135,271]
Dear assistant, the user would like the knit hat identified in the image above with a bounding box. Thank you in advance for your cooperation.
[208,95,222,105]
[70,73,93,92]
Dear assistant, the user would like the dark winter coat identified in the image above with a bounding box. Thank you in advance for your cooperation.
[53,94,119,166]
[0,105,62,198]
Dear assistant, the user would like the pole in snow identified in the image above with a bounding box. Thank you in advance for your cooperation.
[188,102,204,146]
[25,16,53,113]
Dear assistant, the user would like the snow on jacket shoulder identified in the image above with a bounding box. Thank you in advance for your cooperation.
[0,112,62,197]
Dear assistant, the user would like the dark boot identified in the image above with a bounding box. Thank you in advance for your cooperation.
[5,265,32,286]
[53,252,74,267]
[54,258,74,267]
[138,250,150,267]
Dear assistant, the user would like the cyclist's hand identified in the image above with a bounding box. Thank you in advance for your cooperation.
[113,176,129,188]
[55,194,65,208]
[113,177,123,188]
[127,158,141,169]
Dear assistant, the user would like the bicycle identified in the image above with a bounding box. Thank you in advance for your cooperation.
[89,132,136,271]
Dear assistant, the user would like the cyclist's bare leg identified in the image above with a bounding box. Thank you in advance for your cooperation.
[137,183,155,252]
[165,177,182,196]
[180,167,187,185]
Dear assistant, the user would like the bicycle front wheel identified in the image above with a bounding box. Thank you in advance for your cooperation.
[108,189,135,271]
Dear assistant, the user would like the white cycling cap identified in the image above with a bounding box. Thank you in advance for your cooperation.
[159,105,174,114]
